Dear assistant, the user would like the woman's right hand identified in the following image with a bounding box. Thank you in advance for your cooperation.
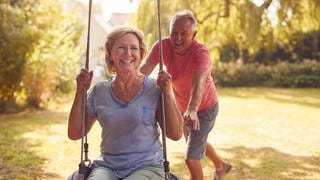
[68,69,94,140]
[157,70,172,95]
[76,69,93,92]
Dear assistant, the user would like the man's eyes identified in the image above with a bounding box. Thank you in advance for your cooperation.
[172,32,186,36]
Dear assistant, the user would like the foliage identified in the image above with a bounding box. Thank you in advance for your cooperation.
[0,0,83,111]
[135,0,320,56]
[252,29,320,64]
[133,0,173,48]
[0,3,33,108]
[134,0,320,87]
[215,60,320,87]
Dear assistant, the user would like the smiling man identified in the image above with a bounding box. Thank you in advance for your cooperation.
[141,10,232,180]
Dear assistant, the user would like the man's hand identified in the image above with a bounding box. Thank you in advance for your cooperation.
[183,110,200,131]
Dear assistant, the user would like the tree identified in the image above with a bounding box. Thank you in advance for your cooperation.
[0,0,83,111]
[134,0,320,63]
[0,1,33,109]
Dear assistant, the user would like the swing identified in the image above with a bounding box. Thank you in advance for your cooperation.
[68,0,179,179]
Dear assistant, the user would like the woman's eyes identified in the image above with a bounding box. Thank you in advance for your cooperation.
[116,46,139,53]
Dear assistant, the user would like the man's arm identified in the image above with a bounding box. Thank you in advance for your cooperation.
[140,59,157,76]
[183,70,207,130]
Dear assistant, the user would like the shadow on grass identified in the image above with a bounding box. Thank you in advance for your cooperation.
[219,88,320,108]
[169,146,320,179]
[1,110,320,179]
[0,110,67,179]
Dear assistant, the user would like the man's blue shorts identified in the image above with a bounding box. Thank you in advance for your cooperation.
[184,103,219,160]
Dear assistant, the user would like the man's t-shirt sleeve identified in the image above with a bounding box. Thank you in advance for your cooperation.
[193,47,212,72]
[148,41,160,65]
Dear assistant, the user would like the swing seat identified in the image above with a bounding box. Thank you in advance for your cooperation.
[67,170,82,180]
[68,169,180,180]
[167,172,180,180]
[67,165,180,180]
[68,163,93,180]
[68,169,91,180]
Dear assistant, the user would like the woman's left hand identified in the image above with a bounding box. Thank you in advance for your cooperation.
[157,70,172,94]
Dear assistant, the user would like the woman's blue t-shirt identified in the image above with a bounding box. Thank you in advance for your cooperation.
[87,76,163,178]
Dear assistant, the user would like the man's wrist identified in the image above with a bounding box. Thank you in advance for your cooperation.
[186,106,198,113]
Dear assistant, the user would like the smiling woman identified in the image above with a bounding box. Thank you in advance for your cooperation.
[67,25,183,179]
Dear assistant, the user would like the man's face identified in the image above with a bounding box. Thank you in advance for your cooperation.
[170,17,196,55]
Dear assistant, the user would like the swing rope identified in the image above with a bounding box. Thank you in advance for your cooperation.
[78,0,92,179]
[77,0,176,179]
[156,1,175,179]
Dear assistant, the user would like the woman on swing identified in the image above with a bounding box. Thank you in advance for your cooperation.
[68,26,183,180]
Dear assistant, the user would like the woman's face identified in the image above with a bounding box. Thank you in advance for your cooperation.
[111,33,141,73]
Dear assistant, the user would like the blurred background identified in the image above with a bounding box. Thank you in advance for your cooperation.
[1,0,319,112]
[0,1,319,179]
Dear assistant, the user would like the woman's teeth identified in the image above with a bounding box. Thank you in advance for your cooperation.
[120,59,133,63]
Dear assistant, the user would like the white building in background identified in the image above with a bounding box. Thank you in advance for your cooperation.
[68,0,137,83]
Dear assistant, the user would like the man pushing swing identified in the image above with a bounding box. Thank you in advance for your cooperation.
[141,10,232,180]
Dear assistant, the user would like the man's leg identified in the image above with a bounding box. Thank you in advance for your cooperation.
[185,159,203,180]
[207,143,232,180]
[185,143,224,180]
[184,104,219,180]
[206,143,223,169]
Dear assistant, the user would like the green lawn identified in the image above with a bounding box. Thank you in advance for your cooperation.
[0,88,319,180]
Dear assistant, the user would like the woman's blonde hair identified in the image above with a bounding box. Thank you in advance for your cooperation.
[105,26,147,74]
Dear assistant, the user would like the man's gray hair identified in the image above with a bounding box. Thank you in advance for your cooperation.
[169,10,197,33]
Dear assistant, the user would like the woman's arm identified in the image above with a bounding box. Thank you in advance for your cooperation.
[68,69,96,140]
[156,71,183,141]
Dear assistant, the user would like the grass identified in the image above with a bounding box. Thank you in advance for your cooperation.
[0,87,319,180]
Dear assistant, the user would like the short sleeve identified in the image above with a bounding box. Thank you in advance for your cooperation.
[193,47,212,72]
[87,86,97,118]
[148,41,160,65]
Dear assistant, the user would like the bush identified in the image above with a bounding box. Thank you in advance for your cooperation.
[0,0,83,111]
[214,60,320,87]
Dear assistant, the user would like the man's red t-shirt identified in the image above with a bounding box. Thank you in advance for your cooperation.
[148,38,218,112]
